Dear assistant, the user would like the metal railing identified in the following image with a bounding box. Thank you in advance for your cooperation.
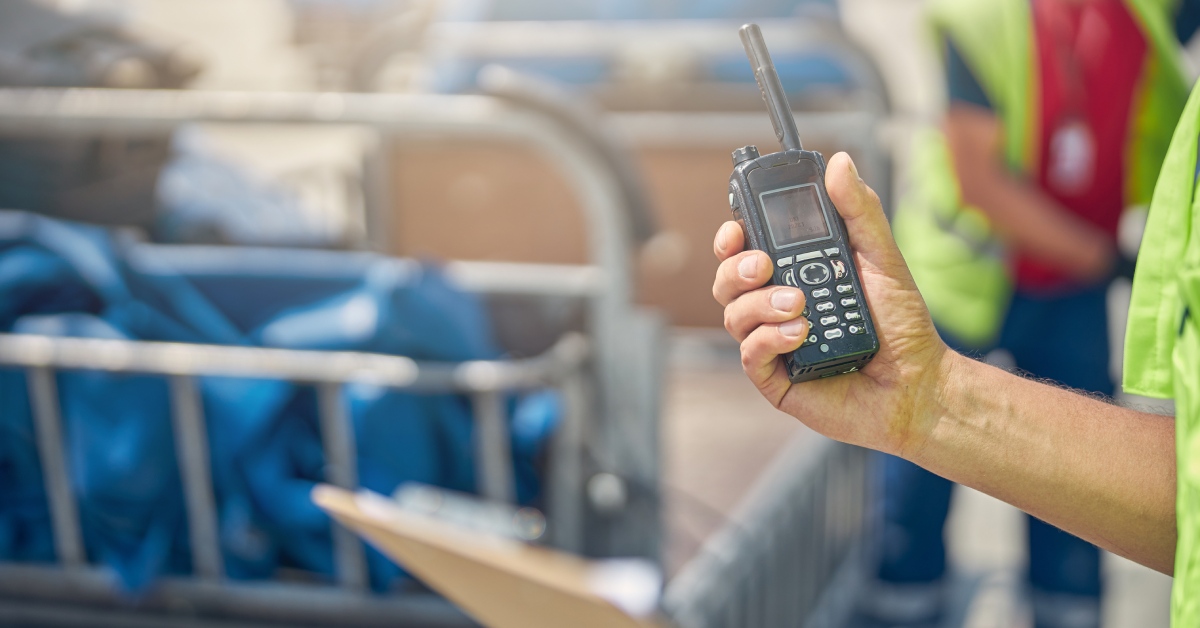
[663,435,871,628]
[0,85,665,564]
[0,329,589,626]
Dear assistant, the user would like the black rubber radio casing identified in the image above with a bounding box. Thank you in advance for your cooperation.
[728,147,879,383]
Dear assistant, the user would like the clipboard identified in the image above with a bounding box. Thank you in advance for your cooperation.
[312,485,666,628]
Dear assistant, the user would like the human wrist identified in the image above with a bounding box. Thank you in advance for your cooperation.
[892,346,969,463]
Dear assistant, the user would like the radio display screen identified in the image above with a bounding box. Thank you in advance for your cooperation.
[759,183,831,248]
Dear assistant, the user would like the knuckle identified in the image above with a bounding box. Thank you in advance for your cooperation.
[740,343,754,371]
[723,307,737,335]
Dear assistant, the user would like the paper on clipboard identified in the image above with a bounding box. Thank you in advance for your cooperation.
[312,485,666,628]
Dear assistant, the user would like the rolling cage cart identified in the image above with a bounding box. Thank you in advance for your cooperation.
[0,85,878,627]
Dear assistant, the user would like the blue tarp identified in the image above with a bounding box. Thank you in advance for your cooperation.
[0,210,558,593]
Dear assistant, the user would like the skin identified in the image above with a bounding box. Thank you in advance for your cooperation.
[713,152,1177,574]
[945,104,1115,282]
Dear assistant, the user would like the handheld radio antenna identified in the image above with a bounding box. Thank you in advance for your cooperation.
[740,23,802,152]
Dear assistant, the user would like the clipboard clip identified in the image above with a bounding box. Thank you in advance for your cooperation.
[387,483,548,542]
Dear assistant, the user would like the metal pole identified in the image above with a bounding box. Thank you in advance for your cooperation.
[547,371,587,552]
[169,375,223,581]
[26,367,84,568]
[316,383,367,591]
[471,391,514,504]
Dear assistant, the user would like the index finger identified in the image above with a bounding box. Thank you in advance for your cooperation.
[713,221,746,262]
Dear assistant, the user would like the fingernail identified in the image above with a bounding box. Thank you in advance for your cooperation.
[738,255,758,279]
[716,224,728,253]
[847,155,861,182]
[770,289,798,312]
[779,318,807,338]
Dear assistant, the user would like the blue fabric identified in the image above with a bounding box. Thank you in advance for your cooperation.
[0,211,559,593]
[875,283,1110,620]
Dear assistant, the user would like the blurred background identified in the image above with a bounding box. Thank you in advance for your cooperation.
[0,0,1185,626]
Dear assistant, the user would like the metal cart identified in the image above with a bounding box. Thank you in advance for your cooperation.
[0,80,876,627]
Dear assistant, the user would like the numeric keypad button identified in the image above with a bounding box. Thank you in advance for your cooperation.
[840,297,858,308]
[849,324,866,335]
[811,287,831,299]
[819,315,838,327]
[836,283,855,295]
[824,329,844,340]
[815,301,835,313]
[844,310,862,323]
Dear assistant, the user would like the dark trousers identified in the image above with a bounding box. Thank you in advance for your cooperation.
[874,283,1111,614]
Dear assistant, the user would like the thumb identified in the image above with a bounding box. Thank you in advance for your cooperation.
[825,152,905,273]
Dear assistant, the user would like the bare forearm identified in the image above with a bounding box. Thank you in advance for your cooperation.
[910,352,1177,574]
[944,106,1113,280]
[962,170,1114,278]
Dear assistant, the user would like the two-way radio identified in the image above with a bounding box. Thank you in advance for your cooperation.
[729,23,879,382]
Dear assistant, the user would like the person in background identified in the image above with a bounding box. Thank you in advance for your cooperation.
[869,0,1200,625]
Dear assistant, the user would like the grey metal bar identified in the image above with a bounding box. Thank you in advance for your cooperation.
[0,332,587,392]
[547,370,589,553]
[316,383,368,591]
[169,375,223,581]
[472,391,514,503]
[360,130,392,253]
[26,367,84,568]
[0,563,470,627]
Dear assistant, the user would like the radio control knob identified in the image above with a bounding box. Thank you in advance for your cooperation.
[731,145,760,166]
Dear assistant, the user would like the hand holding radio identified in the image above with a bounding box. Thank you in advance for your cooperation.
[714,152,951,456]
[715,24,951,455]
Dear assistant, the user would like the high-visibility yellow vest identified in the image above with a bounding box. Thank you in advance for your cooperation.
[893,0,1189,347]
[1123,75,1200,625]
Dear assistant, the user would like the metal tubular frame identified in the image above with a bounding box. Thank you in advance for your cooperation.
[662,436,870,628]
[0,85,664,561]
[0,331,589,626]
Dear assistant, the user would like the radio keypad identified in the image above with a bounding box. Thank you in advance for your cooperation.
[785,256,867,350]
